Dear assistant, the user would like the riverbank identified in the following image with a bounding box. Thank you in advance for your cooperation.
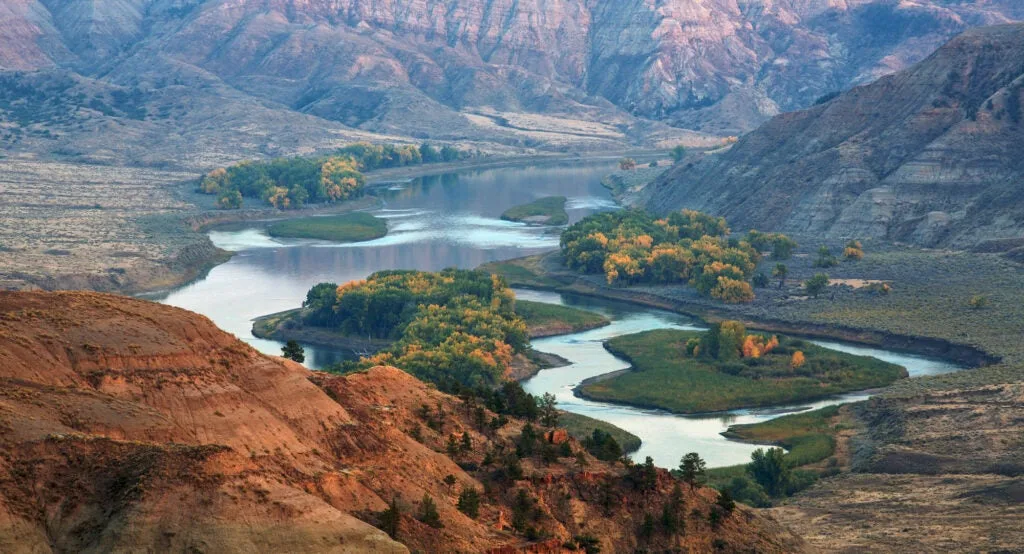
[483,245,1024,552]
[480,249,1004,372]
[576,329,906,414]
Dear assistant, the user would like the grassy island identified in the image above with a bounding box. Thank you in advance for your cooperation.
[516,299,609,338]
[267,212,387,242]
[500,196,569,225]
[578,323,907,414]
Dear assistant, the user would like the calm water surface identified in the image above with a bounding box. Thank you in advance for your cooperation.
[157,161,963,468]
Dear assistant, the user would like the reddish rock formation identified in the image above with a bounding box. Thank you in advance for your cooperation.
[0,291,806,552]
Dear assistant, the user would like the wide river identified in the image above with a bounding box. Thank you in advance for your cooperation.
[156,161,962,467]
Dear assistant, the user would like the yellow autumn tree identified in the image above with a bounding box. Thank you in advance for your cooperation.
[843,239,864,260]
[319,157,364,202]
[263,186,291,209]
[711,276,755,303]
[200,167,228,194]
[791,351,806,369]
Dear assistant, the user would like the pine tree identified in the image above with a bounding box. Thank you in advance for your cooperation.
[417,494,443,528]
[679,452,707,489]
[281,340,305,363]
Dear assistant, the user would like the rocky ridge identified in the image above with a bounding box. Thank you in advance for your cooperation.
[645,23,1024,248]
[0,291,806,552]
[1,1,1021,166]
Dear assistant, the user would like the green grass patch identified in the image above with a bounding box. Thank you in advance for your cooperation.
[480,256,561,289]
[559,411,641,454]
[722,405,841,467]
[500,196,568,225]
[581,329,906,413]
[267,212,387,242]
[516,300,609,337]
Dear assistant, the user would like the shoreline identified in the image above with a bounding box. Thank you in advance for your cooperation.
[124,152,647,298]
[570,340,906,418]
[488,252,998,370]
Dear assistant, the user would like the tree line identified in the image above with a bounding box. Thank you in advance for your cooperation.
[197,142,462,210]
[307,269,527,389]
[560,209,796,303]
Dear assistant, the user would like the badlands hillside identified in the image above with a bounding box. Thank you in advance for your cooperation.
[0,291,806,553]
[0,0,1021,166]
[646,23,1024,249]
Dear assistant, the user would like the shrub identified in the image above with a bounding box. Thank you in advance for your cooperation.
[417,494,443,528]
[969,295,989,309]
[804,273,830,298]
[457,487,481,519]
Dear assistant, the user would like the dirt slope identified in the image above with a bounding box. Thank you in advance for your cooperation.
[0,291,806,552]
[646,23,1024,248]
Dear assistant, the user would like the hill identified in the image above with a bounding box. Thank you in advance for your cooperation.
[0,1,1021,166]
[646,24,1024,249]
[0,291,805,552]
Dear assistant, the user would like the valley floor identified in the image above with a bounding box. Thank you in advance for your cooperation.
[483,245,1024,552]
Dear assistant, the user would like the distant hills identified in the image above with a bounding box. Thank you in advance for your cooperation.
[645,23,1024,249]
[1,1,1021,167]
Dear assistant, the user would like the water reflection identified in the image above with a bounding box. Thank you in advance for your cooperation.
[158,161,617,359]
[156,161,964,469]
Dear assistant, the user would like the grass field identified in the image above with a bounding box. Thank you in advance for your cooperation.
[722,405,841,467]
[581,329,906,413]
[267,212,387,242]
[559,411,642,453]
[516,299,609,337]
[500,196,568,225]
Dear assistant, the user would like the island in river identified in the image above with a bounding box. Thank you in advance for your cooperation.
[500,196,569,225]
[266,212,388,242]
[579,328,907,414]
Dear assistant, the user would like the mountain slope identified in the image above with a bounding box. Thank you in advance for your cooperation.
[645,23,1024,248]
[0,291,806,552]
[0,1,1021,166]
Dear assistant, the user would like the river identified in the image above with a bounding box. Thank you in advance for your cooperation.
[156,160,962,468]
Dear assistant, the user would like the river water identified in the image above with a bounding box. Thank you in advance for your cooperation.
[156,161,962,468]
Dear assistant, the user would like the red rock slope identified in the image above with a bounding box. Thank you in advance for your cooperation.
[0,291,805,553]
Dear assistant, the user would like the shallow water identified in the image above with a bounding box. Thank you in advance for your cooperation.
[157,161,964,467]
[515,289,962,467]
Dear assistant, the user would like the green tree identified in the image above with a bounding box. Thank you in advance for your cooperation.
[715,489,735,516]
[420,142,440,163]
[638,512,655,541]
[281,340,305,363]
[752,272,770,288]
[814,245,838,268]
[805,273,830,298]
[619,158,637,170]
[446,435,459,457]
[216,189,243,209]
[772,263,788,289]
[457,487,481,519]
[538,392,559,428]
[746,447,791,497]
[378,496,401,539]
[440,145,460,162]
[670,144,687,163]
[443,474,457,492]
[460,432,472,452]
[661,482,684,535]
[679,452,706,489]
[417,494,443,528]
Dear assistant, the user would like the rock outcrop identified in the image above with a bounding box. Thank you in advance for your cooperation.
[646,23,1024,248]
[0,291,806,552]
[0,1,1021,164]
